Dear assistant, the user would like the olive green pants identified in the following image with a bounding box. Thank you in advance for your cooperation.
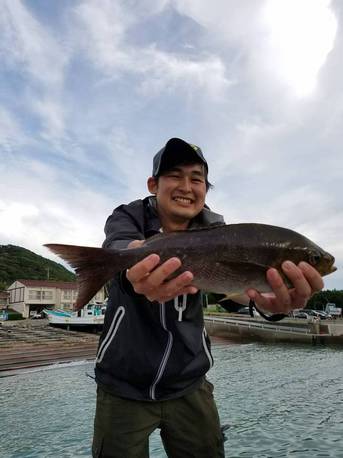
[92,380,225,458]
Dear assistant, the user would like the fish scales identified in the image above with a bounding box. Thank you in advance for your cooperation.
[45,223,336,310]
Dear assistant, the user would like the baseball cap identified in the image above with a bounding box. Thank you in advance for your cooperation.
[152,138,208,177]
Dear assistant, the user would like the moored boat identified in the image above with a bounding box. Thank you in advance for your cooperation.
[43,303,106,329]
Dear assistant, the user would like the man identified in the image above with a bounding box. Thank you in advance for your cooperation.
[92,138,323,458]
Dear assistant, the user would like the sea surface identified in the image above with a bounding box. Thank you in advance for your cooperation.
[1,342,343,457]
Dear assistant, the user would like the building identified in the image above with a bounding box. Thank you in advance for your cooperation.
[0,291,9,309]
[7,279,105,318]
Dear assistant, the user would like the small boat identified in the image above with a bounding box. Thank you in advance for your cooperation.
[43,303,106,329]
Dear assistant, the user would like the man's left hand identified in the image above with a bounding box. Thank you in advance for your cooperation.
[246,261,324,315]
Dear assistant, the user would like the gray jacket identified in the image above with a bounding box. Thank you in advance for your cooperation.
[95,196,224,401]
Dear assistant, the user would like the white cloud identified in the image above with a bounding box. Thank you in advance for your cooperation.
[0,159,114,257]
[0,0,67,86]
[0,107,26,154]
[71,0,133,73]
[32,97,66,143]
[174,0,338,98]
[70,0,231,97]
[138,47,232,98]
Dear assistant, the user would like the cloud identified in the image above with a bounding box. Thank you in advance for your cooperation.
[0,107,26,154]
[0,0,67,87]
[137,47,232,99]
[70,0,231,97]
[0,158,114,258]
[174,0,338,107]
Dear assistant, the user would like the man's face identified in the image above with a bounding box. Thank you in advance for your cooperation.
[147,163,207,225]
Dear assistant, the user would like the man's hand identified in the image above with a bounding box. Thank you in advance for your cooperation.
[246,261,324,315]
[126,240,198,302]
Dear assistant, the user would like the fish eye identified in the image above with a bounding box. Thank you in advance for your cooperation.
[309,252,321,265]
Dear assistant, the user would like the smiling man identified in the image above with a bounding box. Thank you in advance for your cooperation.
[92,138,323,458]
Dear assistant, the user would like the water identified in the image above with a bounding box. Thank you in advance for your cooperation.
[1,343,343,457]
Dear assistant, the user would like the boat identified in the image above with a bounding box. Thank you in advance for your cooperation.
[43,303,106,329]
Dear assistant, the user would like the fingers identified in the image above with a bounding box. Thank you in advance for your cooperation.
[126,255,198,302]
[247,261,324,315]
[281,261,312,309]
[298,262,324,292]
[127,254,161,283]
[247,266,293,313]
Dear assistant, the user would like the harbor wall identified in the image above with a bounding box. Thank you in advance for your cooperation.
[205,316,343,345]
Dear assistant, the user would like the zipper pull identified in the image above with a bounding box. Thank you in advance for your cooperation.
[174,295,187,322]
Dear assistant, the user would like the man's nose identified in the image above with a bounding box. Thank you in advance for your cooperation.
[178,177,192,192]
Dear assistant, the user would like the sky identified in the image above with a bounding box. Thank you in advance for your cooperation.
[0,0,342,290]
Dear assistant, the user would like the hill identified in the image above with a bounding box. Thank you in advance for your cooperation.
[0,244,76,289]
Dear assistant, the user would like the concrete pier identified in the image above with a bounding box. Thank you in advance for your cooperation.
[205,315,343,344]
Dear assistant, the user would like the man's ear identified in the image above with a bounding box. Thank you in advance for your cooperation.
[147,176,158,194]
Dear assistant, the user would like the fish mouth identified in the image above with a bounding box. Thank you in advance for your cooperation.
[323,253,337,275]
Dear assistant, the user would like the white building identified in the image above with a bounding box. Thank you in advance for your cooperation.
[7,279,105,318]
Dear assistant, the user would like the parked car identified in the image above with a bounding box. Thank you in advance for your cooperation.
[315,311,332,319]
[293,311,309,319]
[305,310,331,319]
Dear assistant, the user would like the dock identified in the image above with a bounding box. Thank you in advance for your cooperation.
[0,321,99,376]
[205,315,343,344]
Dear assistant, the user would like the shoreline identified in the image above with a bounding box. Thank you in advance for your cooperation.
[2,315,342,376]
[0,319,233,376]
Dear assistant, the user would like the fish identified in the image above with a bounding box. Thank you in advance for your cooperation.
[45,223,337,310]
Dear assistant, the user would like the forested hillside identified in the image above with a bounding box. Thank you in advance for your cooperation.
[0,244,76,290]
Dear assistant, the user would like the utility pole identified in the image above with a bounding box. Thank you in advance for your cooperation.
[47,267,50,280]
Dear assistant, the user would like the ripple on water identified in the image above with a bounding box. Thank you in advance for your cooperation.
[1,343,343,457]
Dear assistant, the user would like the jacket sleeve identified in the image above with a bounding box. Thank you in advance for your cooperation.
[102,202,145,250]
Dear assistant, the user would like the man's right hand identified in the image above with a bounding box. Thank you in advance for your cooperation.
[126,240,198,303]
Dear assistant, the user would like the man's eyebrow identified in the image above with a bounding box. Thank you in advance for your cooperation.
[190,170,205,177]
[166,166,205,177]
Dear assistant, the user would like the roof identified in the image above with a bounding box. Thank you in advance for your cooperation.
[0,291,9,298]
[16,279,77,289]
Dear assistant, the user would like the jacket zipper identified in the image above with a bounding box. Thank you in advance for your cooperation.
[202,326,214,369]
[96,306,125,364]
[174,294,187,321]
[149,302,173,400]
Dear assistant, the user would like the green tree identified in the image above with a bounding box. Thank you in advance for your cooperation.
[0,244,76,286]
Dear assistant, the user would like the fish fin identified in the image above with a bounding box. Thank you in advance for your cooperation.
[220,260,270,280]
[218,260,292,293]
[44,244,132,310]
[214,260,272,294]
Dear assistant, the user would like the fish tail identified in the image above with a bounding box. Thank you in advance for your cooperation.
[44,244,133,310]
